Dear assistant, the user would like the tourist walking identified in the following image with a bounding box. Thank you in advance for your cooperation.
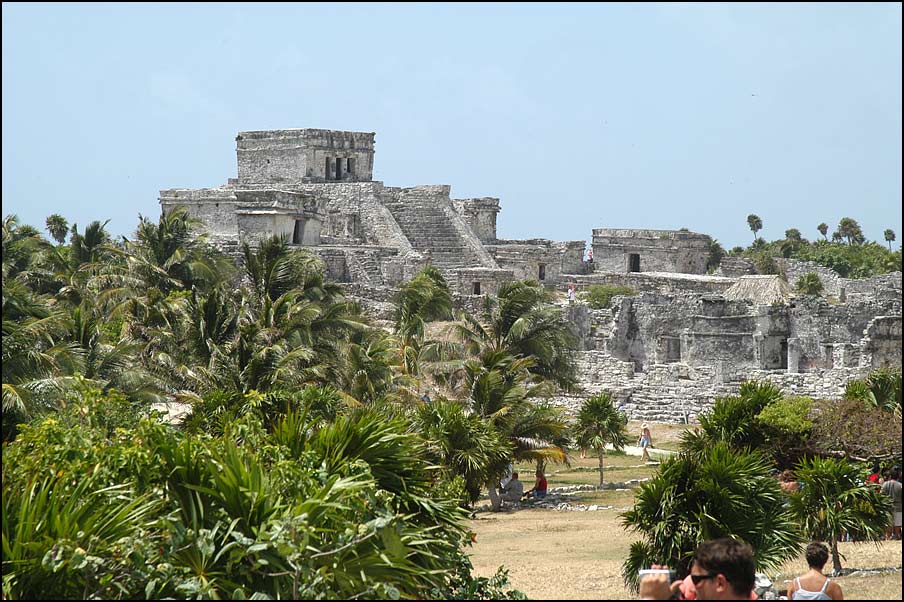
[880,467,902,540]
[787,542,843,600]
[638,422,653,462]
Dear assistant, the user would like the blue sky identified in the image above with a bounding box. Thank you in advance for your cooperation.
[3,3,901,250]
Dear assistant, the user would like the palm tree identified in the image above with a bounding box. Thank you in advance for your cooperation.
[789,456,891,573]
[572,392,629,486]
[884,229,896,250]
[394,265,453,344]
[837,217,863,246]
[817,223,829,241]
[747,214,763,242]
[69,220,111,267]
[462,350,569,510]
[621,442,801,592]
[796,272,823,296]
[44,214,69,245]
[455,279,578,390]
[415,399,512,505]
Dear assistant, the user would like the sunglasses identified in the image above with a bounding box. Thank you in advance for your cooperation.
[690,573,719,585]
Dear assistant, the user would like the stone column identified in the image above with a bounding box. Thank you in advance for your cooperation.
[753,332,765,369]
[787,337,800,373]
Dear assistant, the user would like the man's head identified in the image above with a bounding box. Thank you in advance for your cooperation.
[511,472,519,480]
[690,538,755,600]
[805,542,829,571]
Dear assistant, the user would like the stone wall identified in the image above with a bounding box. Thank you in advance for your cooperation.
[592,228,712,274]
[236,129,375,185]
[859,316,903,369]
[452,197,499,243]
[564,271,736,296]
[547,350,874,423]
[488,239,586,286]
[159,187,240,239]
[716,257,757,277]
[381,185,498,273]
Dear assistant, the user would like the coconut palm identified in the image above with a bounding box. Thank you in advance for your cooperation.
[884,229,896,250]
[415,399,513,505]
[621,442,801,592]
[817,223,829,241]
[462,350,568,509]
[789,456,891,573]
[394,265,453,344]
[572,392,630,486]
[69,220,111,267]
[456,279,578,390]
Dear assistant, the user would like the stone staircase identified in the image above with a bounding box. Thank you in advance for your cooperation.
[381,192,489,271]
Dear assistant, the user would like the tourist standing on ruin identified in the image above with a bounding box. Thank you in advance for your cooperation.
[638,422,653,462]
[880,467,902,540]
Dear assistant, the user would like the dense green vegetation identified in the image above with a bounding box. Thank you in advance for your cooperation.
[730,216,901,278]
[5,210,578,598]
[580,284,637,309]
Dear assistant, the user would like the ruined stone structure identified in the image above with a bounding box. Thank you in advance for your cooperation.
[160,128,902,422]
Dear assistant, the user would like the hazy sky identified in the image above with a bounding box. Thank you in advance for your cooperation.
[3,3,901,250]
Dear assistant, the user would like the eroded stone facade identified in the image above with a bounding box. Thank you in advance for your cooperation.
[160,127,902,422]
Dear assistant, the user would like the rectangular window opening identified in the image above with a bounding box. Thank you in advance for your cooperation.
[293,220,303,244]
[347,157,355,177]
[628,253,640,272]
[473,282,481,295]
[538,264,546,281]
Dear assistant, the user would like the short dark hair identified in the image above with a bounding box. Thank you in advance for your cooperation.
[511,472,519,479]
[805,542,829,569]
[694,538,756,596]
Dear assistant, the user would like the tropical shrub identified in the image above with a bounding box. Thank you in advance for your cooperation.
[789,456,892,573]
[796,272,823,295]
[620,442,801,592]
[582,284,637,309]
[682,381,783,454]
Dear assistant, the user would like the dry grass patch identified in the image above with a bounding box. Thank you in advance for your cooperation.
[468,508,903,600]
[467,508,639,600]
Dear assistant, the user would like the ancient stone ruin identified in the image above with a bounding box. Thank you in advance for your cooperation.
[160,128,902,421]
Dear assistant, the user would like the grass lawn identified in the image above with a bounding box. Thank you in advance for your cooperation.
[470,420,902,600]
[467,502,903,600]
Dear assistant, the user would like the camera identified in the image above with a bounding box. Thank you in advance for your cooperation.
[638,568,678,583]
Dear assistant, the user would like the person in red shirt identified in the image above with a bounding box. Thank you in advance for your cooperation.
[526,468,548,499]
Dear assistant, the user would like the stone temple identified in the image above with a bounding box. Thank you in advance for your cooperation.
[160,128,902,421]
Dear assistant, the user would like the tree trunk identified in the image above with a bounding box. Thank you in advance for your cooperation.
[487,481,502,512]
[598,446,605,487]
[830,538,842,575]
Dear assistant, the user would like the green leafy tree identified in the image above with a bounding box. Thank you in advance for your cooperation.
[571,392,629,485]
[884,229,896,250]
[44,214,69,245]
[789,457,891,573]
[747,214,763,242]
[796,272,823,295]
[817,223,829,241]
[621,442,801,592]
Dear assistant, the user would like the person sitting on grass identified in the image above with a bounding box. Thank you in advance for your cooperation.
[500,472,524,507]
[525,468,548,499]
